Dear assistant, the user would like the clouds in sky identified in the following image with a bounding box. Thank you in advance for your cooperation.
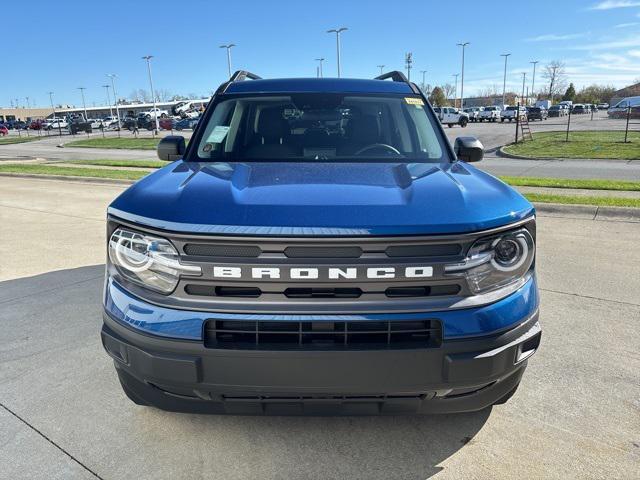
[526,33,586,42]
[589,1,640,10]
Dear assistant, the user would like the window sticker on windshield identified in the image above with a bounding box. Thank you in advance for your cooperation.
[206,125,230,144]
[404,97,424,106]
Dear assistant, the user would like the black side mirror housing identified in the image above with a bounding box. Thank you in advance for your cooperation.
[157,135,186,161]
[454,136,484,162]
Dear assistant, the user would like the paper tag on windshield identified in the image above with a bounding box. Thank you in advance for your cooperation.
[404,97,424,106]
[207,126,230,143]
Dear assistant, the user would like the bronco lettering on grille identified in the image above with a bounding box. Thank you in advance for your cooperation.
[211,266,433,280]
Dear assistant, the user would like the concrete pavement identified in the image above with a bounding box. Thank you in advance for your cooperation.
[0,177,639,480]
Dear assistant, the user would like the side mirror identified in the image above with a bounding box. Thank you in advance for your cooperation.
[157,135,185,161]
[454,136,484,162]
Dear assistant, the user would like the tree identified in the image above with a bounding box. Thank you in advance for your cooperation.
[542,60,568,102]
[428,86,448,107]
[155,89,174,102]
[575,84,617,104]
[563,83,576,102]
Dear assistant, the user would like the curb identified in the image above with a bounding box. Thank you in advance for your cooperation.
[0,172,135,186]
[533,202,640,222]
[496,146,631,162]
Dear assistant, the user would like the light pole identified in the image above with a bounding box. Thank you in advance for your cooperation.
[219,44,235,77]
[404,52,413,81]
[377,64,385,76]
[500,53,511,108]
[103,85,113,117]
[530,60,539,105]
[315,58,325,78]
[48,91,55,118]
[142,56,160,133]
[327,27,347,77]
[25,97,30,109]
[521,72,527,105]
[452,74,459,108]
[106,74,121,135]
[77,87,88,119]
[420,70,427,92]
[457,42,469,109]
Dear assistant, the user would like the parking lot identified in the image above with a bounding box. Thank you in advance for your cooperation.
[1,176,638,480]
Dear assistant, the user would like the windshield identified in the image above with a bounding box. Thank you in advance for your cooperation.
[194,94,446,162]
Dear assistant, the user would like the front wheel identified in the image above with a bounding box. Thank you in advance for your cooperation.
[459,118,468,127]
[160,113,167,118]
[448,124,453,128]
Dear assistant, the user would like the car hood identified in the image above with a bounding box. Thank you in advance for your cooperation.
[109,160,534,236]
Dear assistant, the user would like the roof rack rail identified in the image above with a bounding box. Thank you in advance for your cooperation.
[216,70,262,94]
[374,70,420,94]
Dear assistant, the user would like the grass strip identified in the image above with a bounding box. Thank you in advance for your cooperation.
[524,193,640,208]
[0,164,148,180]
[500,176,640,191]
[502,131,640,160]
[67,159,166,168]
[65,137,161,150]
[0,136,46,145]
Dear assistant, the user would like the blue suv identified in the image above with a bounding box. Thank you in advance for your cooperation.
[102,71,541,415]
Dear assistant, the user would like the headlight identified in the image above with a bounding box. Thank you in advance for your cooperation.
[445,228,535,295]
[108,228,201,294]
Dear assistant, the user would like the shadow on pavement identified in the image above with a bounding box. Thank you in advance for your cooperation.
[0,266,491,479]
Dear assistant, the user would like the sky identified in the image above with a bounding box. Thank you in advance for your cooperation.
[3,0,640,108]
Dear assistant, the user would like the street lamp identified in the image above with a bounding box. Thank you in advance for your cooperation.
[530,60,539,105]
[315,58,325,78]
[452,74,459,108]
[25,97,30,109]
[142,56,159,133]
[219,44,235,77]
[47,91,61,136]
[500,53,511,108]
[377,64,385,76]
[521,72,527,105]
[457,42,470,109]
[103,85,113,117]
[77,87,88,120]
[327,27,347,77]
[106,74,121,134]
[420,70,427,92]
[404,52,413,81]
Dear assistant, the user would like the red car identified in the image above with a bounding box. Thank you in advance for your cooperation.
[159,117,176,130]
[29,119,44,130]
[0,125,8,136]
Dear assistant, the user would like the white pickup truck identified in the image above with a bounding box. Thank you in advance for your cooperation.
[140,107,169,119]
[478,106,501,122]
[432,107,469,128]
[501,106,527,122]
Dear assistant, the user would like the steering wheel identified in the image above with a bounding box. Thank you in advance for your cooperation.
[354,143,402,156]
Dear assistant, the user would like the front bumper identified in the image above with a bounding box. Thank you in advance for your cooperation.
[102,304,541,415]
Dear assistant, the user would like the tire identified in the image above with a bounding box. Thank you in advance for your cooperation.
[501,118,504,123]
[459,118,468,127]
[448,124,453,128]
[160,113,167,118]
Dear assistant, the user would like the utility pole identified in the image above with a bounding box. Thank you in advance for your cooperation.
[404,52,413,81]
[103,85,113,117]
[377,64,385,76]
[457,42,470,109]
[530,60,539,104]
[452,74,459,108]
[219,44,235,77]
[48,91,55,119]
[315,58,325,78]
[142,56,159,132]
[327,27,347,77]
[500,53,511,108]
[77,87,88,119]
[106,74,121,134]
[25,97,30,109]
[521,72,527,105]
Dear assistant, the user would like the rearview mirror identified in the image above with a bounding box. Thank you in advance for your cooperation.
[454,137,484,163]
[157,135,186,161]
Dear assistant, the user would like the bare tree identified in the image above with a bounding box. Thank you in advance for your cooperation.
[442,83,456,100]
[542,60,568,102]
[155,89,174,102]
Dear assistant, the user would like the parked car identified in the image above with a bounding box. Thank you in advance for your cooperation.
[31,119,47,130]
[607,96,640,119]
[174,117,200,130]
[478,106,501,122]
[89,119,104,129]
[68,114,93,134]
[572,104,586,114]
[140,107,169,119]
[102,71,541,415]
[501,106,527,122]
[433,107,469,127]
[526,107,548,121]
[463,107,483,122]
[159,117,177,130]
[548,105,563,117]
[597,103,609,110]
[0,124,8,136]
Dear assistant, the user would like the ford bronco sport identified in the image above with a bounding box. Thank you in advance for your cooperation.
[102,71,541,415]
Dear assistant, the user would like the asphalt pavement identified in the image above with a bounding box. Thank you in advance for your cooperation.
[1,177,638,480]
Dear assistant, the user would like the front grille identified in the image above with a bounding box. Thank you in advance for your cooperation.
[204,319,442,350]
[183,244,262,257]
